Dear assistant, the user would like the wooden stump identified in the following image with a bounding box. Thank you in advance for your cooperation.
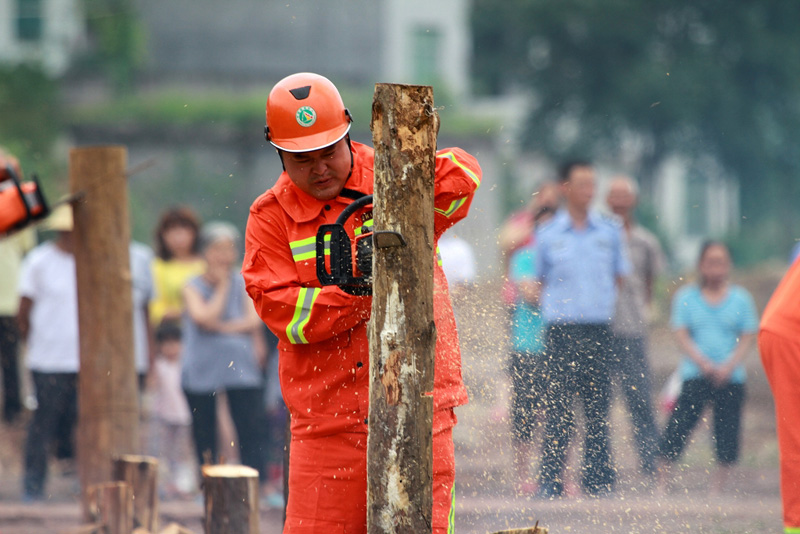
[367,83,438,533]
[491,527,548,534]
[202,465,260,534]
[112,454,159,532]
[86,481,134,534]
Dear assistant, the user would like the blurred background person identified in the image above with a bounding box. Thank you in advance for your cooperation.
[535,160,630,498]
[149,321,194,499]
[506,202,556,495]
[605,175,665,484]
[130,240,155,391]
[150,206,204,329]
[180,221,267,485]
[438,231,477,303]
[494,182,561,421]
[0,148,36,425]
[16,205,79,502]
[659,241,758,495]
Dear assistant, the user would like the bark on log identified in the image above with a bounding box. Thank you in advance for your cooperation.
[86,481,134,534]
[112,454,159,532]
[70,146,140,521]
[202,464,260,534]
[367,84,437,533]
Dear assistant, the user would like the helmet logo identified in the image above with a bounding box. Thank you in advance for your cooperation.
[296,106,317,127]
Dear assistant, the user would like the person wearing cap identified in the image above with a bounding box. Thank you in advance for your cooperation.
[0,148,36,424]
[243,73,482,532]
[16,204,79,501]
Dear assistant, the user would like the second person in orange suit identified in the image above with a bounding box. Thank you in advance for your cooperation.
[243,72,481,533]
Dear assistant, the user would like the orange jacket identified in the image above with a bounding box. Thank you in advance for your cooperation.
[243,141,481,438]
[761,257,800,340]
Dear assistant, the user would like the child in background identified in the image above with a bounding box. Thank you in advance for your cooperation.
[149,321,195,499]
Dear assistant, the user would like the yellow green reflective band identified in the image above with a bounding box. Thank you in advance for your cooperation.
[447,484,455,533]
[290,235,330,262]
[286,287,321,344]
[354,219,374,236]
[435,197,468,218]
[437,151,481,189]
[785,528,800,533]
[436,245,443,266]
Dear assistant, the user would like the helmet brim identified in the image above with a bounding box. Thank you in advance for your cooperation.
[269,123,352,153]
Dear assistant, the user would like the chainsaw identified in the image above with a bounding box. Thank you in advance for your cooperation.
[316,195,374,296]
[315,194,407,296]
[0,164,50,236]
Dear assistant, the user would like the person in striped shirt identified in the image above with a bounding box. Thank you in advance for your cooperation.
[659,240,758,494]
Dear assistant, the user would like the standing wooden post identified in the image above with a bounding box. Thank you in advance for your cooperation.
[367,84,437,533]
[202,465,260,534]
[70,146,140,520]
[112,454,159,532]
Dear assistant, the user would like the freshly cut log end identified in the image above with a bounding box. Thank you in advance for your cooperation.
[202,465,260,534]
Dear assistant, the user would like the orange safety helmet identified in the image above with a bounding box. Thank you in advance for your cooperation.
[265,72,352,153]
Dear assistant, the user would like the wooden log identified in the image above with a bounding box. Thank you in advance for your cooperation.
[62,524,105,534]
[490,528,548,534]
[202,464,260,534]
[158,523,197,534]
[112,454,159,532]
[70,146,140,521]
[86,481,134,534]
[367,84,437,533]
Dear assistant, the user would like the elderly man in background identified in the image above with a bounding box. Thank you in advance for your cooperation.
[606,175,665,484]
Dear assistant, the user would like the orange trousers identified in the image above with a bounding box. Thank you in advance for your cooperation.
[759,329,800,532]
[283,409,457,534]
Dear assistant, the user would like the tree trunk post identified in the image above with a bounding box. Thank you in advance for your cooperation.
[111,454,159,532]
[69,146,140,521]
[367,83,437,533]
[202,464,260,534]
[86,481,134,534]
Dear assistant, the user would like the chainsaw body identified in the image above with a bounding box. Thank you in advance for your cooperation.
[316,195,374,296]
[0,165,49,235]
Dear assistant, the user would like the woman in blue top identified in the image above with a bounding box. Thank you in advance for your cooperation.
[507,204,555,495]
[659,240,758,494]
[182,221,267,481]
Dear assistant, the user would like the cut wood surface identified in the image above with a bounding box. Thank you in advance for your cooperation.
[367,83,437,533]
[202,465,260,534]
[70,146,140,521]
[112,454,159,532]
[86,481,133,534]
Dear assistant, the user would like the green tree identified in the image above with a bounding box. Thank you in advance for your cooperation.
[471,0,800,256]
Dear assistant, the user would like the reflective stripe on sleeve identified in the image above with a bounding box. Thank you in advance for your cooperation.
[286,287,321,344]
[290,235,330,262]
[434,197,468,218]
[437,151,481,189]
[436,245,443,266]
[447,484,455,533]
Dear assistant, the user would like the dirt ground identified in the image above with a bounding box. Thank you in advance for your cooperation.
[0,270,786,533]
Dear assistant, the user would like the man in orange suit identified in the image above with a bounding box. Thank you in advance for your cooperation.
[759,257,800,534]
[243,73,481,533]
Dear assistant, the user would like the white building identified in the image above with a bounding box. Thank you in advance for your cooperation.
[0,0,84,76]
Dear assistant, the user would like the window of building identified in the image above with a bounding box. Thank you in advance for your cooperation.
[412,26,441,85]
[17,0,43,42]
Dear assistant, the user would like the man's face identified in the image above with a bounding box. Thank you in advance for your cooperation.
[606,181,637,218]
[282,138,352,200]
[562,165,596,211]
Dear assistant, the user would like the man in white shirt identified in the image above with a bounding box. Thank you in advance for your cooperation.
[17,205,79,501]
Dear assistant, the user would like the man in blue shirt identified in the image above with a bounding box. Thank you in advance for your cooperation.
[535,160,630,498]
